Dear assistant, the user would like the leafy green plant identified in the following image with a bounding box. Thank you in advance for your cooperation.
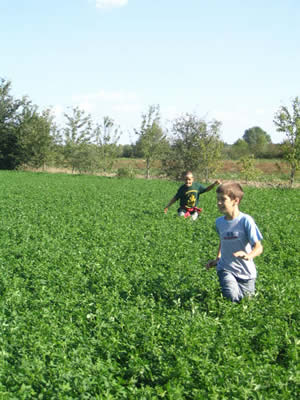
[0,171,298,398]
[116,167,136,178]
[238,155,262,182]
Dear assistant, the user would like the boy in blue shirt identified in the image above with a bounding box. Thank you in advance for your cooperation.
[206,182,263,302]
[164,171,220,221]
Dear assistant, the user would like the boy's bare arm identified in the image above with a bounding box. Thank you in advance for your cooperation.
[204,180,221,193]
[233,241,263,261]
[164,196,177,213]
[206,243,221,269]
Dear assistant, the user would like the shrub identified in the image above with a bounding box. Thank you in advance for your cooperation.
[116,166,136,178]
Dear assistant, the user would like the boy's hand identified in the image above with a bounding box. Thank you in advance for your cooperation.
[164,207,168,214]
[233,251,251,260]
[214,179,221,185]
[206,259,218,270]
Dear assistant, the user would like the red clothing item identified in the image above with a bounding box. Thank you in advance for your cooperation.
[184,207,202,218]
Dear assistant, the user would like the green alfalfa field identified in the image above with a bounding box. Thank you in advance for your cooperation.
[0,171,299,399]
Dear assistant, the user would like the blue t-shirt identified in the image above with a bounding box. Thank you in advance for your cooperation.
[216,212,263,279]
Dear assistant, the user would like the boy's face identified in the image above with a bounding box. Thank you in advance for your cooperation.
[217,193,239,215]
[185,174,194,187]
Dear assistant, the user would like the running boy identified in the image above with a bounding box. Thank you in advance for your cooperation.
[206,182,263,302]
[164,171,220,220]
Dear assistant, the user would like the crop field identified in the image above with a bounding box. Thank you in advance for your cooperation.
[0,171,299,399]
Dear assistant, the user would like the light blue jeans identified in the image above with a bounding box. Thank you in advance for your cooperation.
[217,269,256,302]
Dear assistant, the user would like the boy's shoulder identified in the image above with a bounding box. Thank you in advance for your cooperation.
[216,212,254,225]
[193,182,206,191]
[239,212,256,224]
[177,183,186,191]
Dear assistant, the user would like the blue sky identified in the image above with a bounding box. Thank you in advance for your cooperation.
[1,0,299,144]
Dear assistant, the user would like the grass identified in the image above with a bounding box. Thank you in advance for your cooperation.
[0,171,299,398]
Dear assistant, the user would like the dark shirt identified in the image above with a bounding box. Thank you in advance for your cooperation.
[175,182,206,208]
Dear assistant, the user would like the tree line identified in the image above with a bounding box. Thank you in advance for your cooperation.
[0,78,299,183]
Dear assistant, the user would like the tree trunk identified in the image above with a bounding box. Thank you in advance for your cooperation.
[146,158,150,179]
[290,165,296,186]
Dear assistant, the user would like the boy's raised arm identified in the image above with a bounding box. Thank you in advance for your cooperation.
[204,180,221,193]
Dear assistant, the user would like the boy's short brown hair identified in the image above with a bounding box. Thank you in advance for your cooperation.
[216,182,244,202]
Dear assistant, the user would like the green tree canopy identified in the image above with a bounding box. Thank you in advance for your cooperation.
[93,116,121,172]
[163,113,223,181]
[17,107,56,168]
[0,78,54,170]
[135,105,168,179]
[243,126,271,157]
[227,139,251,160]
[63,107,94,173]
[0,78,24,169]
[243,126,271,146]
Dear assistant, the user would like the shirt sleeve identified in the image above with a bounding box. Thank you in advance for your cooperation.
[198,184,206,194]
[215,217,221,235]
[244,215,263,246]
[174,185,182,200]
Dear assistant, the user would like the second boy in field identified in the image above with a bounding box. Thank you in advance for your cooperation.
[206,182,263,302]
[164,171,220,220]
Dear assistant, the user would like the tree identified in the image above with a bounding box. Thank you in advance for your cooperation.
[62,107,94,173]
[0,78,27,169]
[162,113,223,181]
[17,107,56,168]
[274,97,300,185]
[135,105,167,179]
[0,78,56,170]
[227,139,251,160]
[120,144,135,158]
[238,155,262,183]
[243,126,271,157]
[93,116,121,172]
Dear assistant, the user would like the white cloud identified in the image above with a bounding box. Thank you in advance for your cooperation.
[95,0,128,9]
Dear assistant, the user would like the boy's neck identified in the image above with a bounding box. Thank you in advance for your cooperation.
[225,207,240,220]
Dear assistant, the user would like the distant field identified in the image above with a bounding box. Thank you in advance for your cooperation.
[0,171,299,398]
[27,158,299,184]
[109,158,297,180]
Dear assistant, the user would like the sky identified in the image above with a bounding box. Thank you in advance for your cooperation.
[1,0,299,144]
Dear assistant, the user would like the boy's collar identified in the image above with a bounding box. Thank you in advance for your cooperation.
[225,209,240,220]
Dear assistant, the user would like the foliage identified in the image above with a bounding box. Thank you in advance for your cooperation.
[260,143,284,159]
[62,107,94,173]
[120,144,136,158]
[162,113,223,181]
[226,138,251,160]
[0,78,30,169]
[238,155,262,183]
[274,96,300,185]
[93,116,121,172]
[0,78,58,170]
[243,126,271,157]
[0,171,298,398]
[243,126,271,146]
[135,105,168,179]
[17,107,56,168]
[116,166,136,178]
